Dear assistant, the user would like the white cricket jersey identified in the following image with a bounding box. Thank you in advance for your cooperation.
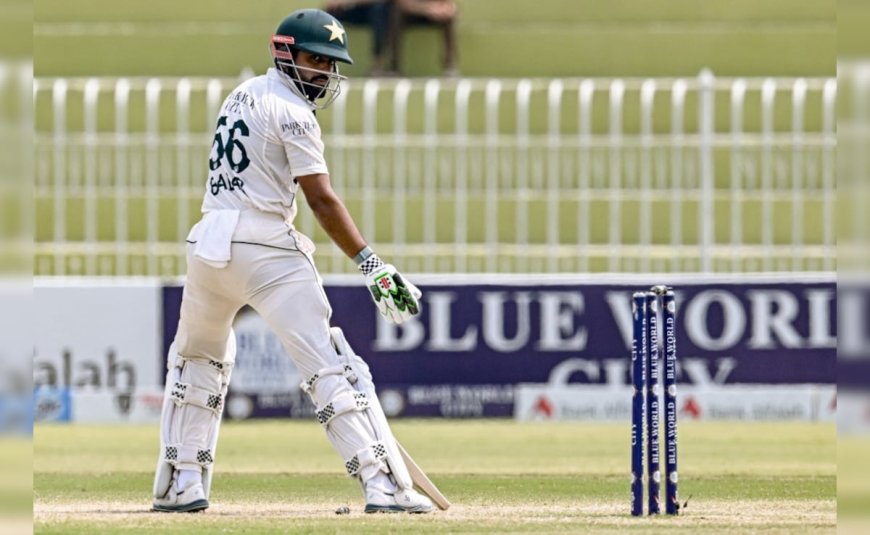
[200,68,329,225]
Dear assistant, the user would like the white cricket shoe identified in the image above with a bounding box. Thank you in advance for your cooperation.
[152,480,209,513]
[365,486,434,514]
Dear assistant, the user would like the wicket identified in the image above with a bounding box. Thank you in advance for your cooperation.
[631,286,679,516]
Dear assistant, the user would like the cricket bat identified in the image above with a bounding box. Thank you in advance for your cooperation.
[397,441,451,511]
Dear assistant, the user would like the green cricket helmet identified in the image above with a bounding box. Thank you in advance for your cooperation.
[272,9,354,65]
[270,9,352,108]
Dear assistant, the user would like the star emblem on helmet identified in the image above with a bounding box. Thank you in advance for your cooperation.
[323,20,345,44]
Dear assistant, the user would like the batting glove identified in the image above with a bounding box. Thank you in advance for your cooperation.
[358,254,422,324]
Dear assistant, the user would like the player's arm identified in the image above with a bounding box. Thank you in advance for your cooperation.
[296,173,366,258]
[297,172,422,324]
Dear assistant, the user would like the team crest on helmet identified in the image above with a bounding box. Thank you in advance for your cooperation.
[323,20,345,43]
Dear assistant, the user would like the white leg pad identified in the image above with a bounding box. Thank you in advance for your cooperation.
[153,333,235,501]
[305,373,390,481]
[325,327,415,491]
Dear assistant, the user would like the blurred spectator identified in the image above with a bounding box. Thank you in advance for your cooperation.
[392,0,458,76]
[325,0,395,75]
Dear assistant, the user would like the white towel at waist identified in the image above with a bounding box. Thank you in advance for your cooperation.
[186,210,240,268]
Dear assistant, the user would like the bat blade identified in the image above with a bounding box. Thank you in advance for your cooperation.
[396,441,451,511]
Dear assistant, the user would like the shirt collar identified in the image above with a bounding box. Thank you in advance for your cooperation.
[267,67,317,111]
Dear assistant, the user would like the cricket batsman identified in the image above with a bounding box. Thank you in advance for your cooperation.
[151,8,433,514]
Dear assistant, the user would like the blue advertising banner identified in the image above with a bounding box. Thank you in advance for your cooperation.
[162,274,837,418]
[838,282,870,389]
[33,387,71,423]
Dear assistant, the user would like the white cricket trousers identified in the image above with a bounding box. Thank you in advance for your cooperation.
[171,211,409,493]
[175,215,338,378]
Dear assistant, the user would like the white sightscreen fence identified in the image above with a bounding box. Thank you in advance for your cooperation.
[33,70,836,276]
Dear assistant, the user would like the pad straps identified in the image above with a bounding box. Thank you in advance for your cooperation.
[170,381,223,415]
[168,356,230,416]
[315,391,370,426]
[344,441,387,476]
[301,364,358,394]
[163,444,214,467]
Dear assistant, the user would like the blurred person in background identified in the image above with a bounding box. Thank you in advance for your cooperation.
[151,8,432,515]
[325,0,395,76]
[392,0,458,76]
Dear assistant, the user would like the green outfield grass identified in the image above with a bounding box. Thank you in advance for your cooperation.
[33,0,835,77]
[0,437,32,519]
[838,435,870,520]
[34,420,835,533]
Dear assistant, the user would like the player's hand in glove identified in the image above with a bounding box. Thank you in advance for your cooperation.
[358,253,422,324]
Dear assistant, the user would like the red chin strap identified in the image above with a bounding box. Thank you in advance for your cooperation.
[270,35,296,61]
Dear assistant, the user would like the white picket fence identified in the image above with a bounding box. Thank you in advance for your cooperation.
[32,66,838,275]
